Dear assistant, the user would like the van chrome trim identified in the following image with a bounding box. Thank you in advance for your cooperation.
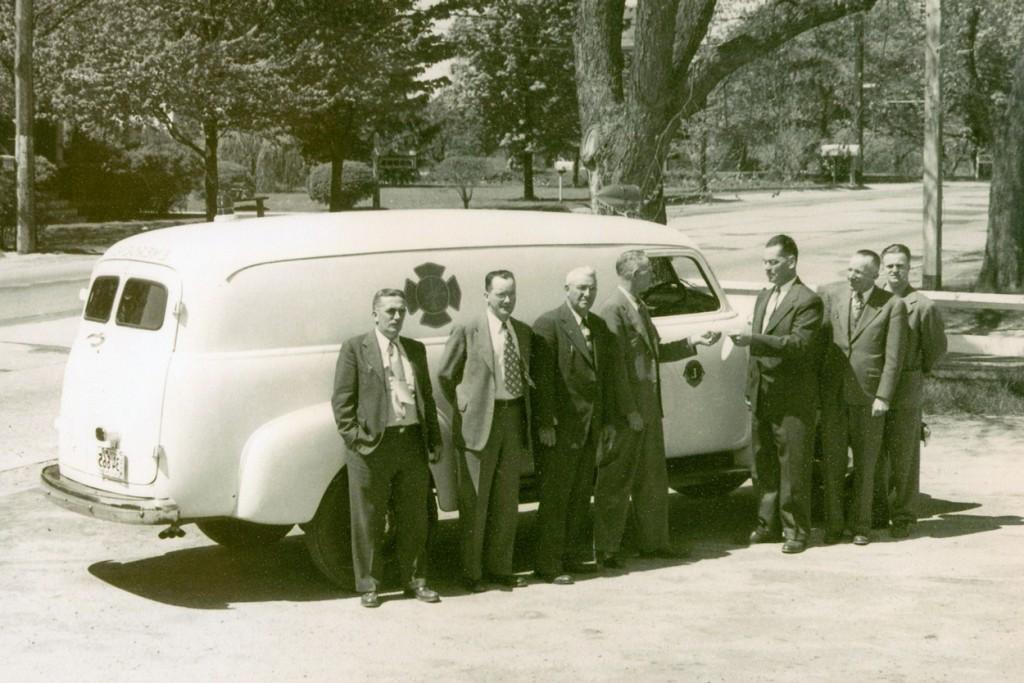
[40,464,180,524]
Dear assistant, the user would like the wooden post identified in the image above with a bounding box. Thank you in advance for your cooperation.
[15,0,35,254]
[923,0,943,289]
[371,132,381,210]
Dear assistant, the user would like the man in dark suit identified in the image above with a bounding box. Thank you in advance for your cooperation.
[593,250,720,568]
[819,250,908,546]
[438,270,537,592]
[874,243,947,538]
[532,266,619,584]
[730,235,823,554]
[331,288,443,608]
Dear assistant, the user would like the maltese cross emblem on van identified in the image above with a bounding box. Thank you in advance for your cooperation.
[405,262,462,328]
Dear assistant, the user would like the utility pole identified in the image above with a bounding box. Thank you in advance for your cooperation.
[371,132,381,210]
[923,0,942,289]
[15,0,35,254]
[852,11,865,186]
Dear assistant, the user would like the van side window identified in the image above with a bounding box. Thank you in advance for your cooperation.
[643,255,720,317]
[83,276,119,323]
[116,279,169,331]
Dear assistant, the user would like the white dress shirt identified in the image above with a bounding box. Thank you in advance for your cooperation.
[374,329,418,426]
[486,308,523,400]
[761,276,796,333]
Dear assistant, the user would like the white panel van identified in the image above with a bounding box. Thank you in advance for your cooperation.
[41,209,751,586]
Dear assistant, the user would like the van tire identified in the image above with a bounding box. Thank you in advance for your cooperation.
[196,519,293,547]
[671,473,749,499]
[304,468,355,590]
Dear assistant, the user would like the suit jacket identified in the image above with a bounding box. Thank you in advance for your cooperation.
[745,278,823,418]
[887,286,947,408]
[819,282,909,407]
[532,302,619,449]
[437,314,537,453]
[331,332,442,457]
[598,287,696,419]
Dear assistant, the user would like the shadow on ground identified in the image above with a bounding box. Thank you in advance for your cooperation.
[88,489,750,610]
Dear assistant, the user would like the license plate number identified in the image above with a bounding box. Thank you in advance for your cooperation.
[98,446,126,480]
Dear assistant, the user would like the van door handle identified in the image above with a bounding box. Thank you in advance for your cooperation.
[87,332,106,347]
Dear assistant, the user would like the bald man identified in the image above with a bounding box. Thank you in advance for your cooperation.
[531,267,620,584]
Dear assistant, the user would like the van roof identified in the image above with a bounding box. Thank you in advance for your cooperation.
[100,209,698,280]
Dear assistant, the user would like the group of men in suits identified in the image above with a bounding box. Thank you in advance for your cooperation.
[734,235,946,554]
[331,253,719,607]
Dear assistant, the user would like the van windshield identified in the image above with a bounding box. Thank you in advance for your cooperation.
[643,255,721,317]
[116,279,169,330]
[84,276,119,323]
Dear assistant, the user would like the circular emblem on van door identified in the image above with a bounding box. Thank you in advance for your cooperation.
[404,262,462,328]
[684,360,705,387]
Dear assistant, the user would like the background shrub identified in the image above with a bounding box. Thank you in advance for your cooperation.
[306,161,377,209]
[1,156,60,250]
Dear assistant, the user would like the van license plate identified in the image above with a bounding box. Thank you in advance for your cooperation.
[98,446,126,480]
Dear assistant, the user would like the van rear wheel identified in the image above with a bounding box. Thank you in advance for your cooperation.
[196,519,293,547]
[304,469,355,590]
[671,473,749,498]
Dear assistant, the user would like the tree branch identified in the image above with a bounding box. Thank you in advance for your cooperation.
[676,0,878,119]
[671,0,717,85]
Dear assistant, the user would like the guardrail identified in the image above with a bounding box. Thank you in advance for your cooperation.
[720,280,1024,360]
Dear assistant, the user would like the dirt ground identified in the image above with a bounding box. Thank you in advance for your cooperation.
[1,414,1022,682]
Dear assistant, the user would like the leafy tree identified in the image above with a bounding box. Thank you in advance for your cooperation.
[450,1,579,200]
[434,155,490,208]
[575,0,880,222]
[45,0,285,220]
[273,0,451,211]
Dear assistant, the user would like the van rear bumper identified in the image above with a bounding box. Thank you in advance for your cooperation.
[40,464,180,524]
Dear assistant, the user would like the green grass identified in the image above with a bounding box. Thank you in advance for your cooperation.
[924,371,1024,416]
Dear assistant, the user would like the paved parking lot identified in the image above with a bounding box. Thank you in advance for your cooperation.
[2,415,1022,681]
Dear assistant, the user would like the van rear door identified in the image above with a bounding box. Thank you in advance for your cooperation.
[642,251,749,457]
[59,261,181,487]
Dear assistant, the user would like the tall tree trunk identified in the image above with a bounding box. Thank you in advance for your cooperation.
[977,36,1024,292]
[203,118,219,221]
[522,151,535,200]
[15,0,35,253]
[329,150,345,212]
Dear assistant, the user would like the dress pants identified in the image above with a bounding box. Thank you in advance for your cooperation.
[347,426,429,593]
[594,386,670,555]
[534,427,597,576]
[875,405,922,526]
[821,401,884,536]
[752,410,814,542]
[457,399,525,581]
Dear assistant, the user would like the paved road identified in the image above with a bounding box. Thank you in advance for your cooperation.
[2,415,1022,681]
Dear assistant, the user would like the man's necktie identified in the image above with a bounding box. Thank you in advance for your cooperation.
[638,302,659,360]
[388,341,414,419]
[502,322,524,396]
[850,291,865,331]
[580,315,593,355]
[761,286,780,333]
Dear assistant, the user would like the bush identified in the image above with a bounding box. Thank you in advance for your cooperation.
[306,161,377,209]
[1,156,60,250]
[432,156,491,208]
[61,136,198,219]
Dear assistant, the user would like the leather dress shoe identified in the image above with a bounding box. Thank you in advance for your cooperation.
[749,528,782,544]
[536,572,574,585]
[781,539,806,554]
[890,522,911,539]
[597,553,625,570]
[488,574,528,588]
[852,534,871,546]
[403,585,440,603]
[640,546,690,559]
[823,531,843,545]
[565,561,599,574]
[360,591,381,608]
[462,577,487,593]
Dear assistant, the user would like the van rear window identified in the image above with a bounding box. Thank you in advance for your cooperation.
[116,279,168,330]
[83,276,119,322]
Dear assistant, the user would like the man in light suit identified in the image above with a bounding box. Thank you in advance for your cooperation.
[438,270,537,592]
[874,243,947,538]
[593,250,720,568]
[532,266,619,584]
[819,250,908,546]
[730,235,823,554]
[331,288,443,608]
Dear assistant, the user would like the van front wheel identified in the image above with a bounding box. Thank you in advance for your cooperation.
[304,469,355,590]
[196,519,293,547]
